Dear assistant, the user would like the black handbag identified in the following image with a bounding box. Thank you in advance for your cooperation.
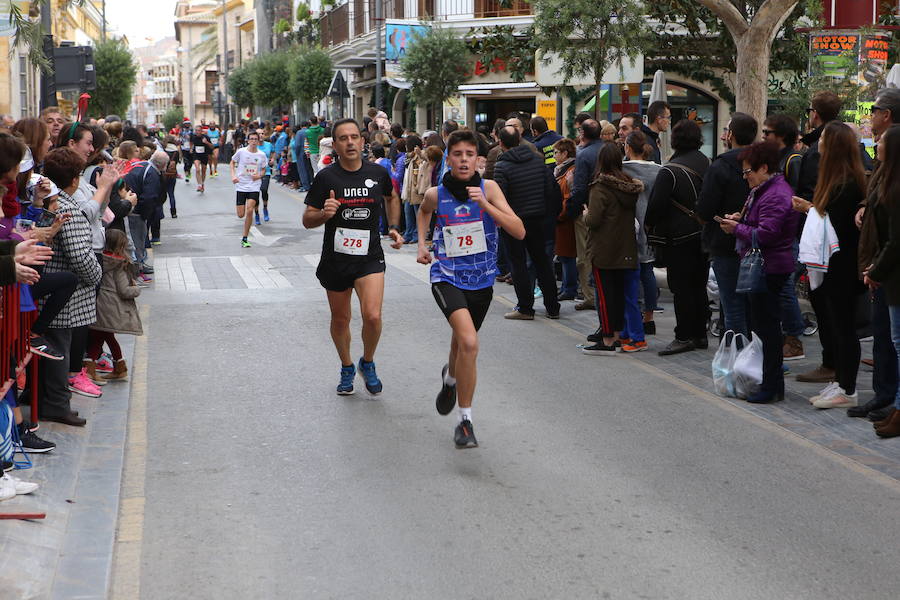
[736,231,767,294]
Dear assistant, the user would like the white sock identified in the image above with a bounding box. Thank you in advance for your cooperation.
[444,372,456,386]
[458,407,472,423]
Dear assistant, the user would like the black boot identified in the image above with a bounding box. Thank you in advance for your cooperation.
[847,395,893,418]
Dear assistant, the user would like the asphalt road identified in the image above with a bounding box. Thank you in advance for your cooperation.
[128,170,900,600]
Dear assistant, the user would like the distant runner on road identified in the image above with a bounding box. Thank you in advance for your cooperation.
[416,129,525,448]
[230,130,267,248]
[302,118,404,396]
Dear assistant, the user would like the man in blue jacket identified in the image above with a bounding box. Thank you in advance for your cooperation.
[566,119,603,310]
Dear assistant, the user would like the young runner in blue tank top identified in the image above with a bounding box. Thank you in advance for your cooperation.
[416,129,525,448]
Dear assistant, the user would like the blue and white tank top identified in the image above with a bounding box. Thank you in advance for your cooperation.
[430,182,498,290]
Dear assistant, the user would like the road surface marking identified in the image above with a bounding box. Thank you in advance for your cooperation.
[110,304,150,599]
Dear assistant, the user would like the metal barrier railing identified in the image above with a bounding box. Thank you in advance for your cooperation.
[0,284,39,424]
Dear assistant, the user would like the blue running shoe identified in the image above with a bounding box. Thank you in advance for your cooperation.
[337,364,355,395]
[254,214,261,226]
[357,357,382,394]
[263,208,270,222]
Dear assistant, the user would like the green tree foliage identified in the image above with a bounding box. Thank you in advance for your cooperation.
[275,18,292,34]
[400,27,469,108]
[227,64,255,111]
[645,0,809,107]
[532,0,648,119]
[5,0,85,72]
[249,50,294,108]
[162,106,185,131]
[296,2,311,21]
[90,38,138,118]
[289,46,333,104]
[466,25,538,84]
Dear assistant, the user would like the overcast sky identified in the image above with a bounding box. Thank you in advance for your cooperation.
[104,0,179,48]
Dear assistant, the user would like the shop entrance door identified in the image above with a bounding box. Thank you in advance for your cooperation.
[473,97,536,130]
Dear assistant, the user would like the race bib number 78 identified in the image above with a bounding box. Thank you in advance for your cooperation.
[443,221,487,258]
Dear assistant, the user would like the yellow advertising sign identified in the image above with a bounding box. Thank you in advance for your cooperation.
[537,100,557,132]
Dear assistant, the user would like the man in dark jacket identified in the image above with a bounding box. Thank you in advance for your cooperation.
[641,101,670,164]
[762,114,803,191]
[852,87,900,420]
[531,116,562,171]
[645,119,710,355]
[567,119,604,310]
[493,126,561,320]
[124,152,165,274]
[697,112,756,337]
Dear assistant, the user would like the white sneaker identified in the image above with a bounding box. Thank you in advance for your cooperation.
[809,381,839,404]
[1,473,39,495]
[813,388,859,409]
[0,476,16,501]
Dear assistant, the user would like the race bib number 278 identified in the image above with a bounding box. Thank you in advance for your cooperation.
[334,227,370,255]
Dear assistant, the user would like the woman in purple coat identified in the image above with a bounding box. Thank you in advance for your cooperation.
[720,141,800,403]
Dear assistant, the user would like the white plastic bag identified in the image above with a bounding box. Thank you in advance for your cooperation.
[733,332,763,399]
[712,331,747,398]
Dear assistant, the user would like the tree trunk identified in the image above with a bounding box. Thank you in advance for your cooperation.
[734,30,772,129]
[697,0,798,128]
[595,82,602,121]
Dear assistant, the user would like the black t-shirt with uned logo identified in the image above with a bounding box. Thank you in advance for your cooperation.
[305,161,393,263]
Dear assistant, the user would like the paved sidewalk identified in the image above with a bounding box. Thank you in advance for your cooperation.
[492,280,900,481]
[0,336,135,599]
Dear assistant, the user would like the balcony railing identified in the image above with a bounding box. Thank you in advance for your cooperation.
[320,0,532,47]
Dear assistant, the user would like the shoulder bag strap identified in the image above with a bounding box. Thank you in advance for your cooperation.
[662,165,704,225]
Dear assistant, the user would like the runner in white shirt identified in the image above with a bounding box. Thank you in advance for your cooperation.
[230,131,268,248]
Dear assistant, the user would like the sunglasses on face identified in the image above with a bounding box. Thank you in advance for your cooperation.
[762,129,774,135]
[742,168,753,175]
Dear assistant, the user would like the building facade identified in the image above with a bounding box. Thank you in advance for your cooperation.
[0,0,107,118]
[129,38,180,126]
[175,0,258,126]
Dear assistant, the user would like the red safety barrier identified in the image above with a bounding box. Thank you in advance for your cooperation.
[0,284,39,423]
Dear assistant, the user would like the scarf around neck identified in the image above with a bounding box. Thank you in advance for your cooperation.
[441,171,482,202]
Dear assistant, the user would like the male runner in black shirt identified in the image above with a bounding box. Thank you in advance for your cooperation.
[190,124,213,193]
[302,118,404,395]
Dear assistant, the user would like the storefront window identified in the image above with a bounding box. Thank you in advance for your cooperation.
[641,82,719,159]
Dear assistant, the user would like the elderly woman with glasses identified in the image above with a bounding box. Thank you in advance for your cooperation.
[719,141,800,403]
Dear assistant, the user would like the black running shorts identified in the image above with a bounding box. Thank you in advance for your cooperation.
[236,191,260,206]
[431,282,493,331]
[193,153,209,165]
[316,258,386,292]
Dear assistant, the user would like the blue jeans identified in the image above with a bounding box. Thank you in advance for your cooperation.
[297,158,311,190]
[712,255,748,336]
[559,256,577,296]
[639,262,658,312]
[889,304,900,409]
[403,202,418,242]
[621,268,644,342]
[873,288,899,405]
[779,242,804,337]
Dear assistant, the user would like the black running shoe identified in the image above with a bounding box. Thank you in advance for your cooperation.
[2,460,13,472]
[436,364,457,415]
[30,335,65,361]
[18,428,55,453]
[454,419,478,448]
[587,327,603,343]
